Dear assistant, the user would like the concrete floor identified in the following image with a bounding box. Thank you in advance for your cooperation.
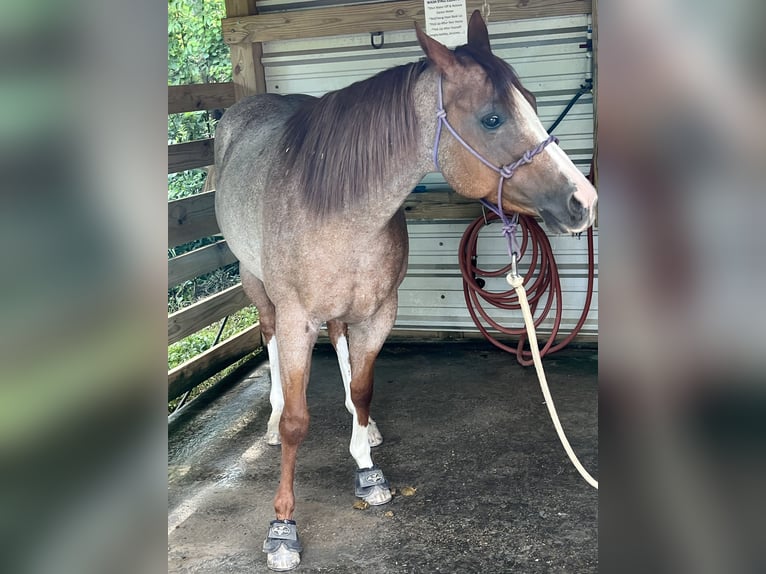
[168,341,598,573]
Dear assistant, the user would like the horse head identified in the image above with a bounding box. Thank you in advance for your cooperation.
[416,11,597,234]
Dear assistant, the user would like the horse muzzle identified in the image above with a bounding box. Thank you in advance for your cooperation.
[538,182,597,234]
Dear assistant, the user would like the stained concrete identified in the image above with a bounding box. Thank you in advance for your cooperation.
[168,341,598,573]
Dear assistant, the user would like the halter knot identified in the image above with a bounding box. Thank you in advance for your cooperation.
[501,223,516,237]
[500,165,515,179]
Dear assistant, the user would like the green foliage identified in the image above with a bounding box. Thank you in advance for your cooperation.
[168,168,207,201]
[168,0,230,86]
[168,0,231,196]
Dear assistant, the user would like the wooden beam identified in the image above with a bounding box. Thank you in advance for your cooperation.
[224,0,258,16]
[168,240,238,288]
[168,322,261,400]
[168,82,236,114]
[229,42,267,100]
[223,0,592,44]
[168,191,219,249]
[168,283,251,345]
[168,138,215,173]
[225,0,267,100]
[403,191,483,220]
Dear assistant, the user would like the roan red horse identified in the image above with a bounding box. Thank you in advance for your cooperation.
[214,12,597,570]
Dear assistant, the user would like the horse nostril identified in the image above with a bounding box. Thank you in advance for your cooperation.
[568,194,585,218]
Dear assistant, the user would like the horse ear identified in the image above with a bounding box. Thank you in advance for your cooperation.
[415,21,457,75]
[467,10,491,52]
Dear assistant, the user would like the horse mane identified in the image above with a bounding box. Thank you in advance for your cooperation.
[280,60,427,217]
[280,45,530,216]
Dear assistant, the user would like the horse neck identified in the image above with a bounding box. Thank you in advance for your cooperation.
[340,70,440,230]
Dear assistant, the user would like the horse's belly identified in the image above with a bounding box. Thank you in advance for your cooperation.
[271,244,407,324]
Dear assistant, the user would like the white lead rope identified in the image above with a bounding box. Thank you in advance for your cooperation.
[507,260,599,489]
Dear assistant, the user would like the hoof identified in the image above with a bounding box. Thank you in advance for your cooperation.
[266,431,281,446]
[263,520,301,571]
[266,544,300,571]
[355,466,391,506]
[363,484,392,506]
[367,419,383,448]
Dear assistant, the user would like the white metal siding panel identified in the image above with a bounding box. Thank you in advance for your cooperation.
[400,222,597,337]
[259,10,597,338]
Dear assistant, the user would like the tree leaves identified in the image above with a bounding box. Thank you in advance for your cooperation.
[168,0,231,198]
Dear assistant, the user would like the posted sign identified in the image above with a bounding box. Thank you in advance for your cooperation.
[424,0,468,48]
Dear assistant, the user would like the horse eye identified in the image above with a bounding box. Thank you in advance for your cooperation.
[481,114,503,130]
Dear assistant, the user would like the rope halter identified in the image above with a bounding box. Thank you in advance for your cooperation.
[432,74,557,258]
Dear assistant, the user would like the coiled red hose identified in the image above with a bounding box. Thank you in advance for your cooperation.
[458,214,595,366]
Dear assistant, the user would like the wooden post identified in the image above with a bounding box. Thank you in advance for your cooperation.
[225,0,267,100]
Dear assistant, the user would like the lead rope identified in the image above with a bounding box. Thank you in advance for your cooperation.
[507,256,598,489]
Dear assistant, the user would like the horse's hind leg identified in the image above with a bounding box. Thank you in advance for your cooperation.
[327,320,383,447]
[240,269,282,445]
[344,298,398,506]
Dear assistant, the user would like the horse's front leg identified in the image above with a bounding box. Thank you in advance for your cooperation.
[346,297,398,506]
[327,319,383,447]
[263,310,318,572]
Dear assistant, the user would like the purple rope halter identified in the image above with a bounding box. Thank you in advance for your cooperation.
[432,75,558,258]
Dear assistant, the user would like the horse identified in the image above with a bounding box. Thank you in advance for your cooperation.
[214,11,597,571]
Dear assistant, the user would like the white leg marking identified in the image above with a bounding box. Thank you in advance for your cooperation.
[266,337,283,445]
[335,335,355,415]
[350,415,374,469]
[336,335,383,447]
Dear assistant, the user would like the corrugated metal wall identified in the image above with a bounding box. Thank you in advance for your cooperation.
[259,7,597,339]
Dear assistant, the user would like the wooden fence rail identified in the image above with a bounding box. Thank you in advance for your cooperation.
[168,191,219,249]
[168,139,215,174]
[168,240,237,288]
[168,82,236,115]
[168,283,250,346]
[168,322,261,400]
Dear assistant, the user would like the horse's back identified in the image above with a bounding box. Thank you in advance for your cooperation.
[215,93,312,169]
[214,93,315,277]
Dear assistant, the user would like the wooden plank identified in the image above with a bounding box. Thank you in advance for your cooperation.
[168,190,219,248]
[168,138,215,173]
[226,0,267,100]
[168,283,251,345]
[224,0,258,17]
[168,322,261,400]
[168,82,236,114]
[229,42,268,100]
[168,240,238,288]
[403,191,483,220]
[223,0,592,44]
